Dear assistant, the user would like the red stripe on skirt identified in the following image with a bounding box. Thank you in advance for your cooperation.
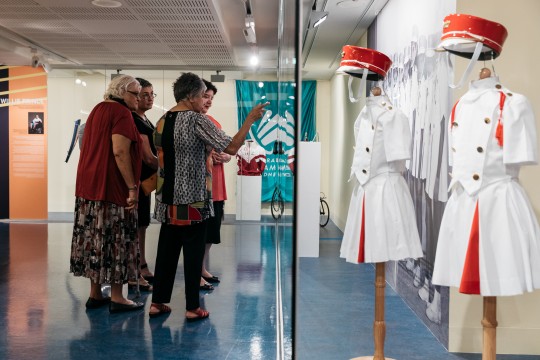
[459,201,480,294]
[357,195,365,263]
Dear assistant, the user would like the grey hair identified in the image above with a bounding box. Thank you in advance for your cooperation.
[172,72,206,103]
[103,75,140,100]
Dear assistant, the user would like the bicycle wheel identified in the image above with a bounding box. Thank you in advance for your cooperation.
[319,199,330,227]
[271,187,284,220]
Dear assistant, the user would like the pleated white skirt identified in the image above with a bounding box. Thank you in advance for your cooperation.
[340,173,423,264]
[432,179,540,296]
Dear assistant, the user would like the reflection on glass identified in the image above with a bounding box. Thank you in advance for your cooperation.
[276,0,297,358]
[42,1,297,358]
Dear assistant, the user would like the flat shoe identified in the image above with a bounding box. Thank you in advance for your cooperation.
[85,296,111,309]
[199,282,214,291]
[149,303,172,318]
[186,308,209,322]
[109,300,144,313]
[202,275,220,283]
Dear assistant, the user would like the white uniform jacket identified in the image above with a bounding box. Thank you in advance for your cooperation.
[350,95,411,184]
[341,95,422,264]
[433,76,540,296]
[448,76,537,196]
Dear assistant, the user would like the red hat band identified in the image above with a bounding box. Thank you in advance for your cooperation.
[337,46,392,80]
[440,14,508,59]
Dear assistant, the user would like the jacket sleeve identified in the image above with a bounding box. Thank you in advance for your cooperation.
[503,95,538,165]
[383,110,411,162]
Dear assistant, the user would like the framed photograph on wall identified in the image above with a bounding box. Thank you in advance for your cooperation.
[28,112,44,134]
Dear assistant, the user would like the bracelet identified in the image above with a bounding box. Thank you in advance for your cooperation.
[128,185,138,191]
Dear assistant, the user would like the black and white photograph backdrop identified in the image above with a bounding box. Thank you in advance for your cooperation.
[371,0,456,346]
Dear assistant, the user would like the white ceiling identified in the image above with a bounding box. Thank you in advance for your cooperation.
[0,0,389,80]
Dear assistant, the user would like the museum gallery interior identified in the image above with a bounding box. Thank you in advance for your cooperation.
[1,0,539,359]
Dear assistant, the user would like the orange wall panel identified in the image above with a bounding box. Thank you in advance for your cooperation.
[7,66,48,219]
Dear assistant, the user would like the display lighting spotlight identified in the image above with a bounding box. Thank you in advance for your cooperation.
[30,53,51,72]
[243,26,257,44]
[41,60,51,73]
[245,15,255,28]
[31,55,40,68]
[310,11,329,28]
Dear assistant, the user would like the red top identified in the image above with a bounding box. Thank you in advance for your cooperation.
[76,101,142,207]
[208,115,227,201]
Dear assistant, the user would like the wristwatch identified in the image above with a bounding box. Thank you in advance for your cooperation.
[128,184,138,191]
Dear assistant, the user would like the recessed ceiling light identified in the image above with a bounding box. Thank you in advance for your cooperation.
[337,0,368,9]
[91,0,122,8]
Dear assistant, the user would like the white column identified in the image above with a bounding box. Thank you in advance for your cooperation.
[236,175,262,221]
[297,141,321,257]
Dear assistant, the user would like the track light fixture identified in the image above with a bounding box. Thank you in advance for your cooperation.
[242,0,257,44]
[310,11,329,28]
[30,49,51,72]
[310,0,328,28]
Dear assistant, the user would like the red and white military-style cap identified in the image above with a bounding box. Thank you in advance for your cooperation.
[438,14,508,60]
[336,45,392,80]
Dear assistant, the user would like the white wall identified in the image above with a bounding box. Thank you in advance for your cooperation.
[315,80,331,207]
[47,71,281,215]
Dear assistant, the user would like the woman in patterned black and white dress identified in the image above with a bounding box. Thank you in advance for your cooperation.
[148,72,269,320]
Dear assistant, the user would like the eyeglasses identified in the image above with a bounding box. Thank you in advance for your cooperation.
[141,92,157,100]
[126,90,140,98]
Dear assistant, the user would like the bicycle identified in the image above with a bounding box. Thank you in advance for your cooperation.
[270,139,286,220]
[319,192,330,227]
[271,186,284,220]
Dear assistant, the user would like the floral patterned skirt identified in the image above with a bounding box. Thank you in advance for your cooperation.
[70,197,139,284]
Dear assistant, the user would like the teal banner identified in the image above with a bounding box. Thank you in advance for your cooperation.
[235,80,316,202]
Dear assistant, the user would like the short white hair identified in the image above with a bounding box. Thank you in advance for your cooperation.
[103,75,140,100]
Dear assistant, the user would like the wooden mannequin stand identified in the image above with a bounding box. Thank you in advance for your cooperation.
[482,296,497,360]
[352,86,394,360]
[351,262,395,360]
[477,67,498,360]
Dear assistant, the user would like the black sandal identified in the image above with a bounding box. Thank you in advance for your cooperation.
[199,282,214,291]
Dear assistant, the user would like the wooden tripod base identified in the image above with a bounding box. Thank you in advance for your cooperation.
[350,263,396,360]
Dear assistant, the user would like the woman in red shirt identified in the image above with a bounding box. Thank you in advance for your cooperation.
[199,80,231,290]
[70,75,144,313]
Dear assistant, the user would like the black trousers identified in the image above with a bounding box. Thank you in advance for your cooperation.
[151,221,207,311]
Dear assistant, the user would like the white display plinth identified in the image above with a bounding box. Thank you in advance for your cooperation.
[236,175,262,221]
[297,141,321,257]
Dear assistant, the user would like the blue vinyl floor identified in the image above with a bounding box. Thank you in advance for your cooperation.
[0,217,538,360]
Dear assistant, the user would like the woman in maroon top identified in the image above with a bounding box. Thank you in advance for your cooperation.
[70,75,145,313]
